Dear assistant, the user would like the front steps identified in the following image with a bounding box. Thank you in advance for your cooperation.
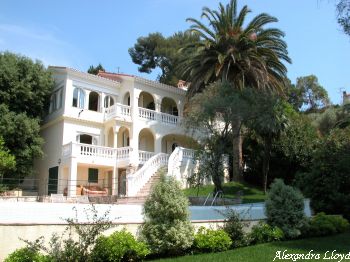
[116,169,164,204]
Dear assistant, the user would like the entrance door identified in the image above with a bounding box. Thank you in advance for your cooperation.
[48,166,58,195]
[118,169,126,196]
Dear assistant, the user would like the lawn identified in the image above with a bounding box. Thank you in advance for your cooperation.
[152,232,350,262]
[183,181,266,204]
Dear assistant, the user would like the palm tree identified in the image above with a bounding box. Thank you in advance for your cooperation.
[179,0,291,181]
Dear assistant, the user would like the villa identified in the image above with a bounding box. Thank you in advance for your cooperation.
[34,67,198,199]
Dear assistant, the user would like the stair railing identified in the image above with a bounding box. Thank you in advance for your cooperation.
[127,153,168,197]
[211,190,223,206]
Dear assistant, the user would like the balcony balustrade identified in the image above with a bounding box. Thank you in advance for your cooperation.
[104,104,181,126]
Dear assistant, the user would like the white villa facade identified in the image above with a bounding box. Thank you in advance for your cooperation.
[34,67,197,198]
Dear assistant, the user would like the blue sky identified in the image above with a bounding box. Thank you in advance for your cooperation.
[1,0,349,104]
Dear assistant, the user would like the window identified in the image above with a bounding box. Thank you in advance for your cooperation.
[49,93,57,113]
[88,91,100,111]
[88,168,98,183]
[58,89,63,108]
[49,88,64,114]
[104,95,114,108]
[73,87,85,108]
[76,134,98,145]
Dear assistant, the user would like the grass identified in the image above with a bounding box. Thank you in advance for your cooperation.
[183,181,266,204]
[152,232,350,262]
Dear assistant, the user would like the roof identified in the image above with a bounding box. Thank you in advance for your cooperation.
[97,70,187,96]
[49,66,187,96]
[48,66,121,86]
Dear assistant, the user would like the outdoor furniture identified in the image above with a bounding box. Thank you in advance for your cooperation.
[63,185,83,196]
[82,185,108,196]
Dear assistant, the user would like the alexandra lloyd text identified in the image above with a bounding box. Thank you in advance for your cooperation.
[273,250,350,262]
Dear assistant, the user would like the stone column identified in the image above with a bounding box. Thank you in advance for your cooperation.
[155,134,162,154]
[67,158,77,197]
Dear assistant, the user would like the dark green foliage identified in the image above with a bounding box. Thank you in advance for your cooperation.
[0,52,53,118]
[221,210,247,247]
[0,104,43,181]
[265,179,306,239]
[248,222,284,244]
[141,171,194,255]
[0,136,16,177]
[91,229,150,262]
[129,32,199,86]
[193,227,232,253]
[87,63,105,75]
[302,213,350,238]
[4,247,48,262]
[297,127,350,220]
[243,99,318,188]
[0,52,53,181]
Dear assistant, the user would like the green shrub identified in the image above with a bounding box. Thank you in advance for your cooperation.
[303,213,350,237]
[4,247,48,262]
[140,170,194,255]
[22,205,112,262]
[193,227,232,253]
[221,209,247,247]
[265,179,306,239]
[297,127,350,220]
[91,229,150,262]
[248,222,284,244]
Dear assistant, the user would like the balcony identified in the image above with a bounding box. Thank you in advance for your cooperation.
[104,104,181,126]
[62,142,133,166]
[62,143,156,166]
[104,103,132,121]
[138,107,181,126]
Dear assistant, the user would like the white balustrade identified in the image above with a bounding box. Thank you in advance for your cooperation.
[139,150,156,163]
[127,153,169,197]
[116,147,132,160]
[159,112,180,125]
[183,148,195,159]
[138,107,156,120]
[105,103,131,121]
[78,143,116,158]
[138,107,181,126]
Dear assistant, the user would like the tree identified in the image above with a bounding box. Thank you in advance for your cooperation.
[337,0,350,36]
[247,97,290,193]
[0,105,43,181]
[295,75,330,112]
[0,52,52,181]
[129,32,199,86]
[179,0,291,181]
[87,63,105,75]
[141,170,194,255]
[185,81,252,192]
[297,127,350,220]
[243,110,319,188]
[0,52,53,118]
[0,137,16,177]
[265,179,306,239]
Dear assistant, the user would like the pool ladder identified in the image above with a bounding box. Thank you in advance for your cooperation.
[203,190,223,206]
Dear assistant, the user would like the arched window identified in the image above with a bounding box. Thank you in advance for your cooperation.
[49,93,57,113]
[104,95,114,108]
[73,87,85,108]
[89,91,100,112]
